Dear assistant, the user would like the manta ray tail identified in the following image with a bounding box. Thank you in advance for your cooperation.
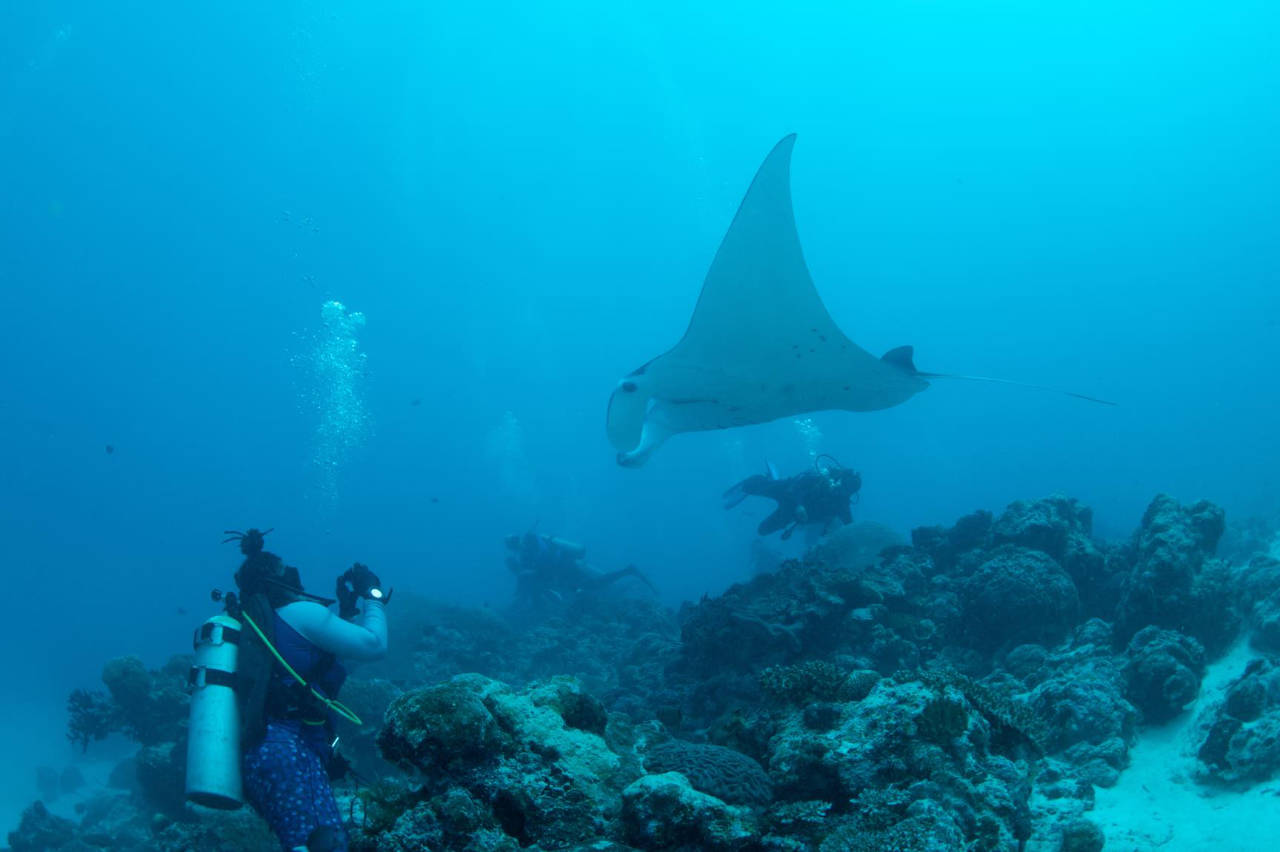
[880,346,1115,406]
[922,373,1117,406]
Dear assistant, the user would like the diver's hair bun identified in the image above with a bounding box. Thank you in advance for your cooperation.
[222,527,274,556]
[240,528,268,557]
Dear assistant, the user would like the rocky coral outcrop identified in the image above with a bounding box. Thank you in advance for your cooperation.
[959,545,1079,650]
[102,655,190,745]
[1122,626,1205,723]
[643,740,772,805]
[65,655,191,758]
[620,772,757,850]
[1194,658,1280,787]
[911,509,993,575]
[3,794,276,852]
[1116,494,1228,645]
[765,676,1033,848]
[363,674,641,851]
[671,531,933,730]
[378,677,514,775]
[5,802,75,852]
[1238,556,1280,653]
[1020,620,1135,783]
[991,496,1091,564]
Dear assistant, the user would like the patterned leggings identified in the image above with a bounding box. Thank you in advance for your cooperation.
[243,722,347,852]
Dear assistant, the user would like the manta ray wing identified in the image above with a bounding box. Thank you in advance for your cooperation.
[607,134,927,466]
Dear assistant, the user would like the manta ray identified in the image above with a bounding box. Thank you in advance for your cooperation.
[606,134,1110,467]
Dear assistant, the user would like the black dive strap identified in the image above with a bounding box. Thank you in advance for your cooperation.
[190,667,238,689]
[189,621,242,689]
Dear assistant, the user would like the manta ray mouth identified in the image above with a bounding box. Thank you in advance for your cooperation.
[606,380,652,453]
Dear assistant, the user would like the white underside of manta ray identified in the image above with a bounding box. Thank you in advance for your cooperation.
[606,134,1111,467]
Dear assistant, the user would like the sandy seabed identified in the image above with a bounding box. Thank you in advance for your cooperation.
[1091,636,1280,852]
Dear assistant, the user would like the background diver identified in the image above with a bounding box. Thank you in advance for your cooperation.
[504,529,656,611]
[723,455,862,539]
[222,528,389,852]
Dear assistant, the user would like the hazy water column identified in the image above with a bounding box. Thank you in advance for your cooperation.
[298,300,370,510]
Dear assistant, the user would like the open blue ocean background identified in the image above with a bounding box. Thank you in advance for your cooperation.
[1,0,1277,834]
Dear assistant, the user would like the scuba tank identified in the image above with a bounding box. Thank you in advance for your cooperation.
[546,536,586,560]
[184,585,363,812]
[185,609,244,809]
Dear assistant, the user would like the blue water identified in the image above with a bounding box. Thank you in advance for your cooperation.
[2,0,1277,833]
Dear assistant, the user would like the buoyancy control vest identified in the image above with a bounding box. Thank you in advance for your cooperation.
[264,610,347,750]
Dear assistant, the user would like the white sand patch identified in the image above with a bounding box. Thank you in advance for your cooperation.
[1091,639,1280,851]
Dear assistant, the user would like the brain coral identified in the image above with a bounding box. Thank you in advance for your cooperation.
[643,740,773,805]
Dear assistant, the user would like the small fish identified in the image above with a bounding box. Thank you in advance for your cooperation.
[430,497,440,504]
[105,444,114,455]
[410,398,422,407]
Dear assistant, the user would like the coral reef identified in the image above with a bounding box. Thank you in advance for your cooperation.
[1194,658,1280,786]
[363,674,641,851]
[620,772,757,850]
[643,740,773,805]
[1017,620,1135,784]
[1239,555,1280,653]
[766,676,1034,848]
[101,655,190,746]
[1122,626,1205,723]
[25,489,1280,851]
[4,795,276,852]
[959,545,1079,649]
[64,655,192,752]
[378,677,512,775]
[758,661,878,706]
[6,802,74,852]
[1116,494,1227,644]
[66,688,115,753]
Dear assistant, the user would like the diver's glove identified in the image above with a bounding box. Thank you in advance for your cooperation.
[338,562,391,614]
[349,562,381,596]
[335,573,359,619]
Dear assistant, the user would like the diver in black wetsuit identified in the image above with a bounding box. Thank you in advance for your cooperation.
[504,531,656,611]
[723,457,862,539]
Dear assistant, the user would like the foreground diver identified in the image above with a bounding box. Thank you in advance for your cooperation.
[504,530,656,612]
[723,456,862,539]
[227,529,388,852]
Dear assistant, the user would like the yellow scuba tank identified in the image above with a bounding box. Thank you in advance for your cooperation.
[185,613,243,809]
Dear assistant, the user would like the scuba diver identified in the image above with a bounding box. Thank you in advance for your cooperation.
[504,530,656,612]
[222,529,388,852]
[723,455,862,540]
